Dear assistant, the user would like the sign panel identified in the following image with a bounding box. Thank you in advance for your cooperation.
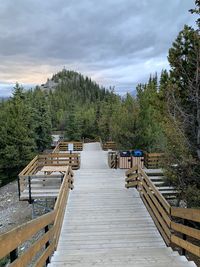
[68,143,74,151]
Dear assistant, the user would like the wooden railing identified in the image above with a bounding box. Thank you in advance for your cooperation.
[53,141,83,152]
[144,153,164,169]
[108,152,118,168]
[18,153,80,201]
[38,153,80,169]
[103,141,117,150]
[0,167,74,266]
[125,165,200,258]
[83,137,101,143]
[19,153,80,178]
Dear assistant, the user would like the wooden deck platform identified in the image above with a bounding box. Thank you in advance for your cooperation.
[19,153,79,201]
[48,143,195,267]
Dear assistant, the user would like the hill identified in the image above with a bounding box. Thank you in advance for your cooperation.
[41,69,111,103]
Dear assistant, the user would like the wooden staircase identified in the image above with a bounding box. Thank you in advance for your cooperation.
[48,143,196,267]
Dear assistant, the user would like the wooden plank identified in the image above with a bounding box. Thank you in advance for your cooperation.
[125,181,138,188]
[139,184,171,239]
[103,141,116,150]
[38,153,80,159]
[9,228,54,267]
[138,167,171,214]
[132,157,144,169]
[30,174,62,179]
[54,172,71,211]
[40,166,69,173]
[125,165,138,176]
[19,156,38,176]
[146,153,165,157]
[35,241,55,267]
[55,189,69,247]
[171,207,200,223]
[119,157,132,169]
[53,173,71,247]
[0,211,55,259]
[171,234,200,257]
[140,179,171,227]
[141,193,170,246]
[125,173,138,182]
[0,167,73,266]
[171,221,200,240]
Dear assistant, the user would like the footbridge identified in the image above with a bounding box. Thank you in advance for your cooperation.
[0,142,199,266]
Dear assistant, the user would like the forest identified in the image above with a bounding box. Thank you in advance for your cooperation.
[0,2,199,208]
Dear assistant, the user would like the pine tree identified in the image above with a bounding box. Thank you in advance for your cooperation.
[29,87,52,151]
[168,25,200,158]
[0,84,36,184]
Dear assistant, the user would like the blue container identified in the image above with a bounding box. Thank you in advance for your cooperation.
[132,149,143,157]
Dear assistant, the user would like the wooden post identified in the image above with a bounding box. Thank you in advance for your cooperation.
[61,174,64,183]
[28,176,32,204]
[135,167,138,190]
[69,151,72,166]
[115,155,118,169]
[10,248,18,263]
[17,176,21,200]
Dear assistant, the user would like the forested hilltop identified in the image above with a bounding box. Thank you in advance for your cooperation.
[0,2,199,208]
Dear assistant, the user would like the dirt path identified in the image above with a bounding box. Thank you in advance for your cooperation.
[0,181,32,234]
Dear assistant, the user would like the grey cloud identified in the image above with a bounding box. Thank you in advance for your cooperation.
[0,0,197,95]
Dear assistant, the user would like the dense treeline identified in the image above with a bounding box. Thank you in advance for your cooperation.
[0,71,137,185]
[0,84,52,185]
[0,1,199,208]
[134,1,200,207]
[48,70,139,146]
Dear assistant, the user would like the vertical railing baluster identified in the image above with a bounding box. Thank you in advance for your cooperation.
[28,176,32,204]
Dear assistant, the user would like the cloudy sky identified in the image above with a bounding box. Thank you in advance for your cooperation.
[0,0,197,97]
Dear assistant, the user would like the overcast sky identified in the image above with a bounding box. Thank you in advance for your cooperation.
[0,0,197,97]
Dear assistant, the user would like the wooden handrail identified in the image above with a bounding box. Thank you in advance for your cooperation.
[125,165,200,257]
[171,207,200,223]
[0,167,74,266]
[103,141,117,150]
[53,141,83,152]
[144,153,164,169]
[18,153,79,200]
[83,137,100,143]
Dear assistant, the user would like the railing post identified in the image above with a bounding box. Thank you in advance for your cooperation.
[61,174,64,183]
[10,248,18,263]
[69,151,72,167]
[135,166,139,190]
[17,176,21,200]
[45,225,50,265]
[28,176,32,204]
[115,154,118,169]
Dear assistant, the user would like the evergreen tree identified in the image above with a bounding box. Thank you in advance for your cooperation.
[29,87,52,151]
[136,76,166,152]
[0,84,36,184]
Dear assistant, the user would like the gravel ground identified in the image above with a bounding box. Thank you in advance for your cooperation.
[0,181,53,266]
[0,181,32,234]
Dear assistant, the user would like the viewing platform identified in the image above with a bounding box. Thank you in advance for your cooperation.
[18,153,80,202]
[0,142,198,266]
[48,143,196,267]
